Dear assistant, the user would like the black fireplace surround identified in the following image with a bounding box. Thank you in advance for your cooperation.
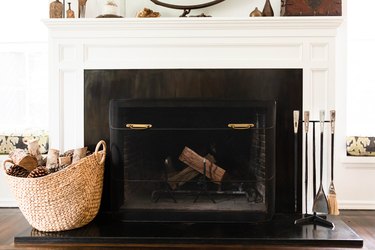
[84,68,303,218]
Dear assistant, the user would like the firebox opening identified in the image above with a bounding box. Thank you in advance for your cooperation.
[109,100,276,222]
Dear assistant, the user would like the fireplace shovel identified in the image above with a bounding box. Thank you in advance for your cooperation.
[312,110,329,214]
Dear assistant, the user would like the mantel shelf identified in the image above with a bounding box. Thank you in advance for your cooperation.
[43,16,342,33]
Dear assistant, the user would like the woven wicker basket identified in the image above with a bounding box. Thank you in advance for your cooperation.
[2,140,106,232]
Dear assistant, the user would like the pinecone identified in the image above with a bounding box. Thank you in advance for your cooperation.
[48,164,70,173]
[61,149,74,158]
[27,166,49,178]
[6,165,30,178]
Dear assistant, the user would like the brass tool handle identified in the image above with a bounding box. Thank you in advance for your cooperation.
[304,111,310,133]
[320,110,325,132]
[126,124,152,130]
[330,110,336,134]
[293,110,299,134]
[228,123,255,130]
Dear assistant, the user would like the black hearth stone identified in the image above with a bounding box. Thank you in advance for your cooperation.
[15,214,362,247]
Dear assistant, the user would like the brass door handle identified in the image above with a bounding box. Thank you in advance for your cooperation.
[228,123,255,130]
[126,124,152,130]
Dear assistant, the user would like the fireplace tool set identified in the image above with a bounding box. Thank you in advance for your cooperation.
[293,110,336,229]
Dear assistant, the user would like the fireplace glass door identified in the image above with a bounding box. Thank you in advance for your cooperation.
[109,99,276,222]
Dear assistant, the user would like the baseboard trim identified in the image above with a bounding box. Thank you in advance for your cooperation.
[0,200,18,207]
[339,200,375,210]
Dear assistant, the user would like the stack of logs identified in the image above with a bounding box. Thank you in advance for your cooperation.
[167,146,226,190]
[5,139,89,178]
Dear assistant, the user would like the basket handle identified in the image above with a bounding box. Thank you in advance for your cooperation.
[2,159,14,172]
[94,140,107,165]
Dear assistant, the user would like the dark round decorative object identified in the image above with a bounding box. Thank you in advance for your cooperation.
[150,0,226,17]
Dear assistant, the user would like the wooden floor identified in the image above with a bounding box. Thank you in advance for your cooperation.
[0,209,374,250]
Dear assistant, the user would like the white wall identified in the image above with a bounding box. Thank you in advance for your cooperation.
[335,0,375,210]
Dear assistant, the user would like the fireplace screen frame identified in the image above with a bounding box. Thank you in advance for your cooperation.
[109,99,276,223]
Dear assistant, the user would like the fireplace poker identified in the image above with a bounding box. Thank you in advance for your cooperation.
[295,111,315,226]
[328,110,339,215]
[293,110,299,213]
[312,121,316,201]
[312,110,329,214]
[303,111,310,215]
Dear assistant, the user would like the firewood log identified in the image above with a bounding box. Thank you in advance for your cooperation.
[27,139,43,166]
[168,167,200,190]
[9,149,38,172]
[46,149,59,170]
[72,147,87,163]
[178,146,226,183]
[59,156,72,166]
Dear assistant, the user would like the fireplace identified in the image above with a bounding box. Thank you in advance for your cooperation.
[20,17,360,246]
[84,69,302,220]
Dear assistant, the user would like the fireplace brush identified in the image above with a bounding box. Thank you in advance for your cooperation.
[328,110,340,215]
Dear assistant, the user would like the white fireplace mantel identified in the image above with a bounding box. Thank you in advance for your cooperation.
[44,16,343,150]
[44,17,343,211]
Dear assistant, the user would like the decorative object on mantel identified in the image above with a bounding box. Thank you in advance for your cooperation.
[249,7,262,17]
[66,2,75,18]
[2,140,106,232]
[150,0,226,17]
[49,0,63,18]
[97,0,123,18]
[136,8,161,18]
[189,13,212,17]
[62,0,65,18]
[281,0,342,16]
[262,0,274,16]
[78,0,87,18]
[346,136,375,156]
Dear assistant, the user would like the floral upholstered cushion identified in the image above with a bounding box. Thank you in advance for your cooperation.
[0,131,49,154]
[346,136,375,156]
